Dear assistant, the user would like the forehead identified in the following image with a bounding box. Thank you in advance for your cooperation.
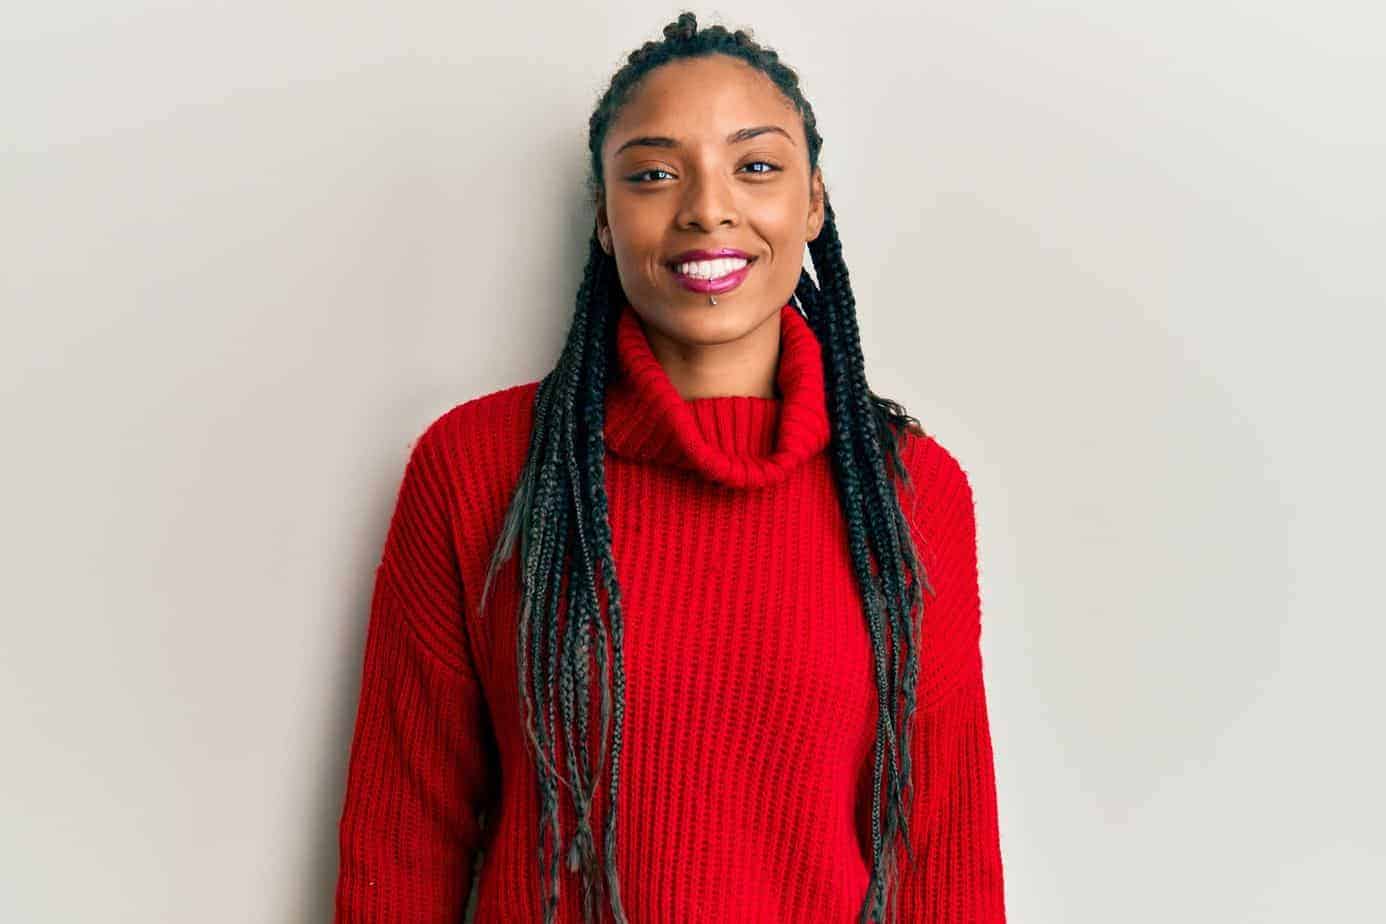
[603,55,802,157]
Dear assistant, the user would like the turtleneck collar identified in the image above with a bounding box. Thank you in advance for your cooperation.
[603,300,832,489]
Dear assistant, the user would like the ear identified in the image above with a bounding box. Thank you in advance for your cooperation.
[595,199,612,254]
[806,167,825,242]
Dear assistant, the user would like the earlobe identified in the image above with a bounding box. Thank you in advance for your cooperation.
[595,201,611,254]
[806,170,826,241]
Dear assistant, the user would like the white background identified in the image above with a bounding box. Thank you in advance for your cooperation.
[3,2,1382,921]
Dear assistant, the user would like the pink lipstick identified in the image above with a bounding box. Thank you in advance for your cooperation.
[666,248,757,296]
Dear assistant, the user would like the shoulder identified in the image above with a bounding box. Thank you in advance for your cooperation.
[398,378,542,539]
[895,428,986,708]
[894,428,978,595]
[895,426,977,525]
[404,378,542,488]
[412,378,541,459]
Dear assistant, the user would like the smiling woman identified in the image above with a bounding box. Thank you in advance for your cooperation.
[333,11,1007,924]
[596,56,825,394]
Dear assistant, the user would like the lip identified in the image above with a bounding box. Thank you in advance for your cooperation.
[666,248,758,296]
[667,247,753,264]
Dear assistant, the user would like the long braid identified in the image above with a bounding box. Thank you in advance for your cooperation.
[484,12,932,923]
[561,243,618,923]
[805,196,932,923]
[574,275,629,918]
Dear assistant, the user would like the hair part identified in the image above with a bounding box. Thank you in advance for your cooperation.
[481,11,931,924]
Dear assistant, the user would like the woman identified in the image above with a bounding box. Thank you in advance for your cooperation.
[334,12,1006,924]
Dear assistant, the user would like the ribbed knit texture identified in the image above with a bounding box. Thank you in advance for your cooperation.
[334,301,1006,922]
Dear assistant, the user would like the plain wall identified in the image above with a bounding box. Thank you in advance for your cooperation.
[3,2,1382,921]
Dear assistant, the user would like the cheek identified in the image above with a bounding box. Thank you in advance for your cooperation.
[760,218,807,269]
[608,204,664,264]
[754,199,809,249]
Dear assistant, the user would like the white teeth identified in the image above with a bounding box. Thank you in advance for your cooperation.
[674,257,749,279]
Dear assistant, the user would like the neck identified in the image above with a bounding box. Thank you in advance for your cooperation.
[604,299,831,489]
[636,308,784,400]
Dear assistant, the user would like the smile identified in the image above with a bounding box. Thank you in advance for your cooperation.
[667,256,757,295]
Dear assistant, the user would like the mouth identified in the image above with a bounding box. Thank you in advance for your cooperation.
[665,254,759,296]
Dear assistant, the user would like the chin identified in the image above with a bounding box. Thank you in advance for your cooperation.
[661,300,773,346]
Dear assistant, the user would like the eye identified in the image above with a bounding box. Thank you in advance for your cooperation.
[627,168,674,183]
[626,161,783,183]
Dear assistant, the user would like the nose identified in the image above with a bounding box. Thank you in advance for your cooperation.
[675,169,739,232]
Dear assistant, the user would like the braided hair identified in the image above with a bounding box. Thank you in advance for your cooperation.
[478,11,933,924]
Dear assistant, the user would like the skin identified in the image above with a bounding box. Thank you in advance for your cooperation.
[595,54,825,400]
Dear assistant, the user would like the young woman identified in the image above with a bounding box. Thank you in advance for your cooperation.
[334,12,1006,924]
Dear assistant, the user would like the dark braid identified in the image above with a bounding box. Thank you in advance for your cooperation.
[799,198,935,924]
[482,11,931,924]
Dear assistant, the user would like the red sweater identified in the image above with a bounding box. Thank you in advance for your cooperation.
[334,301,1007,922]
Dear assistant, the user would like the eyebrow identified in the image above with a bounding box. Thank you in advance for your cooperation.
[612,124,795,157]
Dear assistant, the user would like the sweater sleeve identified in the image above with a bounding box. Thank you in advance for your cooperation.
[893,456,1007,922]
[334,422,495,923]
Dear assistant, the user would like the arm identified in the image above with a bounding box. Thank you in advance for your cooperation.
[334,422,495,923]
[894,457,1007,922]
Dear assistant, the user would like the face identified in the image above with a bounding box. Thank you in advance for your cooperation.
[596,54,825,348]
